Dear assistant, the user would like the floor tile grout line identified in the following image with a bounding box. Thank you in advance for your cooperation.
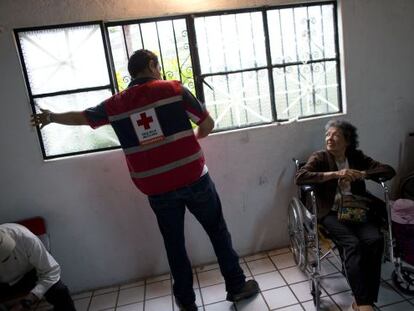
[194,267,207,311]
[86,290,93,311]
[258,250,310,310]
[381,278,414,305]
[321,288,350,311]
[170,275,174,311]
[115,300,144,309]
[82,249,333,310]
[317,262,354,311]
[270,250,342,311]
[234,255,245,311]
[75,247,414,311]
[375,280,414,309]
[276,270,306,311]
[328,282,407,311]
[318,270,356,311]
[266,248,291,258]
[113,288,120,311]
[142,279,147,311]
[193,250,293,284]
[270,302,305,310]
[246,252,276,311]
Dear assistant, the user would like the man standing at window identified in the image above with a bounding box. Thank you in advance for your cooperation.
[0,223,76,311]
[31,49,259,311]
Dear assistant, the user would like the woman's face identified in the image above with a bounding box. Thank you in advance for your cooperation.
[325,126,348,155]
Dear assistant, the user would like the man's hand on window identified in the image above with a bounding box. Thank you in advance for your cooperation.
[31,108,52,129]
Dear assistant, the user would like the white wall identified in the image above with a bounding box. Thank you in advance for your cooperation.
[0,0,413,293]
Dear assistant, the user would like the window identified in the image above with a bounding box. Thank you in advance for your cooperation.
[106,18,194,94]
[16,2,340,159]
[267,5,340,120]
[194,12,272,130]
[15,22,119,159]
[193,3,340,130]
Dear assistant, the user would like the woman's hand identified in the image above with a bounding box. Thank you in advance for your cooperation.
[323,169,366,182]
[336,169,366,182]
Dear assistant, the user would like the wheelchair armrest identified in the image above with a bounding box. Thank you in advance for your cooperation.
[377,177,387,183]
[300,184,315,193]
[372,178,390,193]
[292,158,307,171]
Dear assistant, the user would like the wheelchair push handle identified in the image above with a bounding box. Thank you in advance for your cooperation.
[301,184,316,193]
[292,158,300,169]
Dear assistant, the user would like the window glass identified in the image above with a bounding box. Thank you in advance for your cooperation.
[18,25,109,95]
[267,4,339,119]
[273,61,339,120]
[107,19,195,93]
[34,90,118,157]
[16,23,117,159]
[16,2,340,159]
[195,12,267,73]
[203,70,272,130]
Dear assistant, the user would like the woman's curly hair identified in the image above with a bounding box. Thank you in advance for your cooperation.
[325,119,359,152]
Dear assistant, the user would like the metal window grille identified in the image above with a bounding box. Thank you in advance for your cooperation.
[194,12,273,130]
[193,2,340,130]
[15,2,340,159]
[267,4,340,121]
[106,18,195,94]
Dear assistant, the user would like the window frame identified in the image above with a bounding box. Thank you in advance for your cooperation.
[189,1,342,128]
[105,0,341,132]
[105,14,196,93]
[14,21,119,160]
[15,1,341,159]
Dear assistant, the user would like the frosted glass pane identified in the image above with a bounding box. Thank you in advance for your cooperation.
[18,24,110,95]
[203,70,272,130]
[35,90,119,157]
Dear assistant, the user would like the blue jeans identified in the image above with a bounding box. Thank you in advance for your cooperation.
[148,173,246,305]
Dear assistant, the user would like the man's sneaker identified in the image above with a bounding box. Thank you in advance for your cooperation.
[175,299,198,311]
[226,280,260,302]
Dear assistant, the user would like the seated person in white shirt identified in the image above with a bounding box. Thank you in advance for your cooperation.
[0,223,75,311]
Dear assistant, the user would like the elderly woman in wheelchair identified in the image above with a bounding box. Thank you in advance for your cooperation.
[292,119,395,311]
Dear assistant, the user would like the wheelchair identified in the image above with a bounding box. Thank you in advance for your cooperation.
[288,159,414,310]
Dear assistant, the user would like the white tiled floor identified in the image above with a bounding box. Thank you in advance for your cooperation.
[36,247,414,311]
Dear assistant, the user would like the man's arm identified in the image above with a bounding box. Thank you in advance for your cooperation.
[31,108,89,129]
[24,233,61,299]
[181,87,214,139]
[194,114,214,139]
[8,229,61,311]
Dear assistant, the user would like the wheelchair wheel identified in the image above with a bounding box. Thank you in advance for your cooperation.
[392,266,414,295]
[288,197,307,271]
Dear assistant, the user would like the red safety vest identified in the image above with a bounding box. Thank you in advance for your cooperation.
[104,80,205,195]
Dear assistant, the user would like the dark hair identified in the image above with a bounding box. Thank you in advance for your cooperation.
[128,49,159,78]
[325,119,359,152]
